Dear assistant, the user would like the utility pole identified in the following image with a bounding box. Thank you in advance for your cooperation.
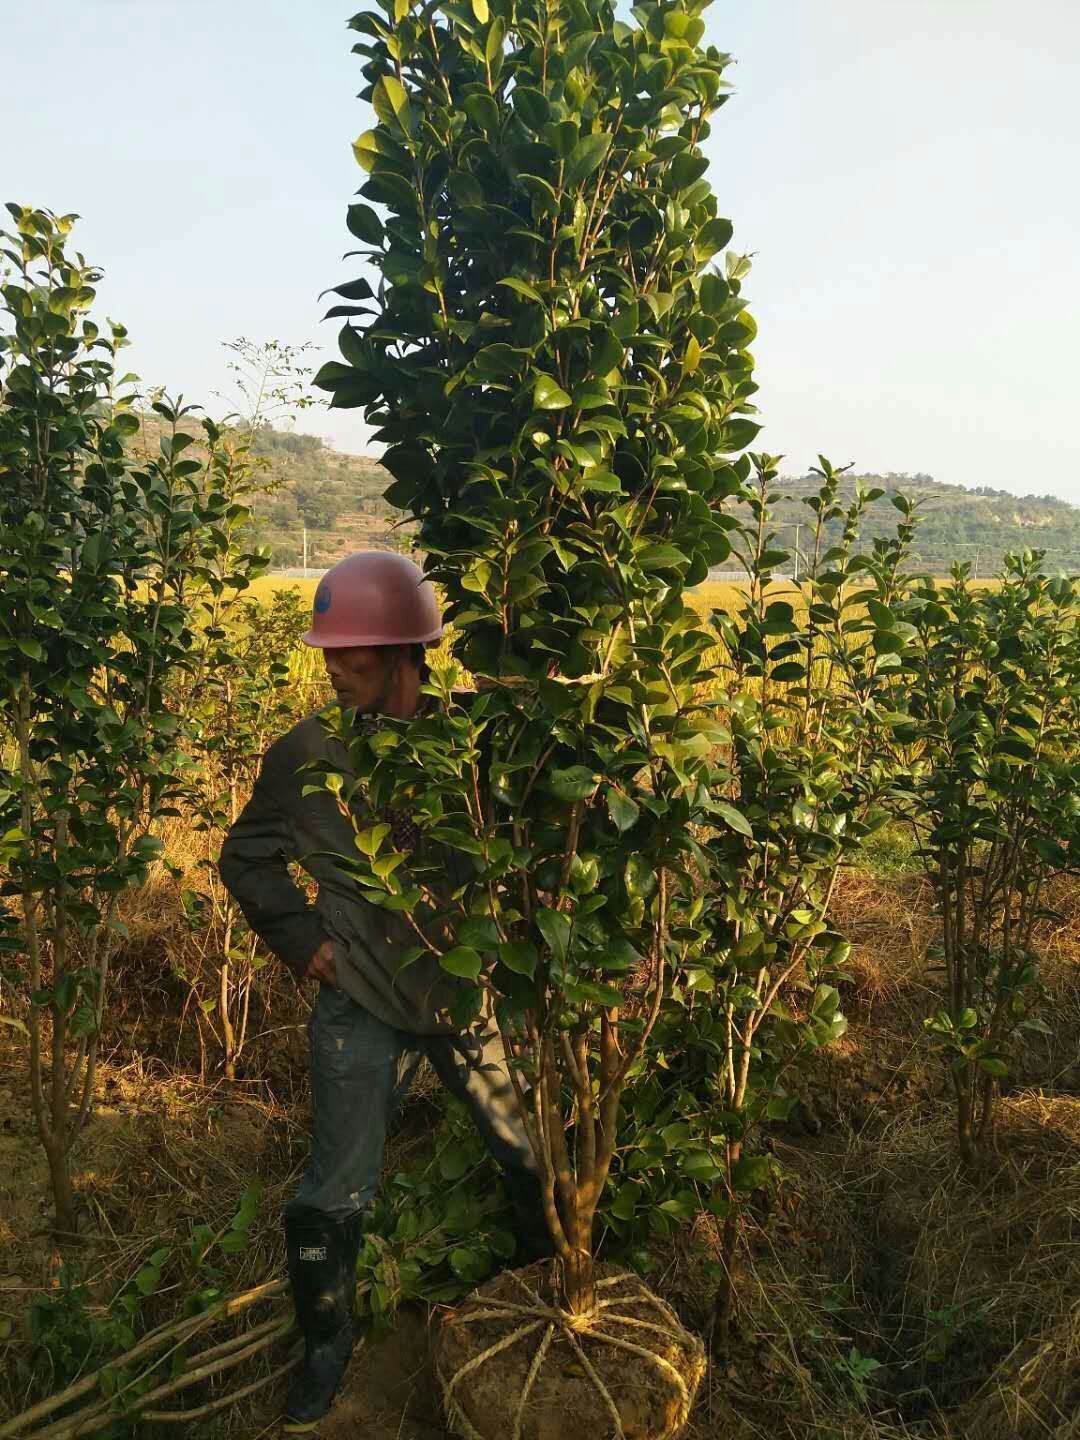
[792,523,802,583]
[303,525,308,579]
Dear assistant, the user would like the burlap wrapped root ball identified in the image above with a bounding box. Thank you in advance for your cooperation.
[434,1262,707,1440]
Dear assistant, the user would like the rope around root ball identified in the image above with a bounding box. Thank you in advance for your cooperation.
[436,1270,703,1440]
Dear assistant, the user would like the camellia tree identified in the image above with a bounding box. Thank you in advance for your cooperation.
[0,206,263,1233]
[881,555,1080,1170]
[314,0,760,1433]
[691,457,913,1346]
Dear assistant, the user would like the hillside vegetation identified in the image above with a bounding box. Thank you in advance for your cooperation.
[767,469,1080,577]
[135,415,1080,576]
[133,412,411,568]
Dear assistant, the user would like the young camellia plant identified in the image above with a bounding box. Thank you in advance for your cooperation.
[0,206,257,1233]
[691,456,911,1348]
[314,0,758,1432]
[882,554,1080,1170]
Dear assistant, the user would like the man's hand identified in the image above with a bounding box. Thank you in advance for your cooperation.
[305,939,338,987]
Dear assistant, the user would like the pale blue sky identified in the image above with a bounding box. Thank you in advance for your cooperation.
[3,1,1077,499]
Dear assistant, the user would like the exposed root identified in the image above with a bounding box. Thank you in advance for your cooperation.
[436,1266,705,1440]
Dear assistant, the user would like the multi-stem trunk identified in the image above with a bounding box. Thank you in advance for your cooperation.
[516,1011,628,1317]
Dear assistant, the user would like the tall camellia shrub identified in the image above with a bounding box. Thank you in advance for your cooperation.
[882,555,1080,1170]
[0,207,261,1233]
[316,1,757,1433]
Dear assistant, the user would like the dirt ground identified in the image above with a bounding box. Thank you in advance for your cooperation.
[2,865,1079,1439]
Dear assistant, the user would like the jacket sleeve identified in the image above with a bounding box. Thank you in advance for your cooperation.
[218,739,327,981]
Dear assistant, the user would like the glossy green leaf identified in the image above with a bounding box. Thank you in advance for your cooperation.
[565,133,612,187]
[533,376,572,410]
[499,941,538,977]
[347,203,384,244]
[440,946,483,981]
[536,908,571,962]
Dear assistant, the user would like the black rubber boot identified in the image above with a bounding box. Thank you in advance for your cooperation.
[282,1210,364,1434]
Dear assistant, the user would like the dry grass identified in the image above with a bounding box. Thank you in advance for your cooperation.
[4,855,1080,1439]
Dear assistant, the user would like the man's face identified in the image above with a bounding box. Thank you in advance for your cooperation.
[322,644,398,714]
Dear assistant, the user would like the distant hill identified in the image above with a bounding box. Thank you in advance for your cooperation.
[760,471,1080,578]
[132,413,412,568]
[246,425,412,567]
[131,414,1080,576]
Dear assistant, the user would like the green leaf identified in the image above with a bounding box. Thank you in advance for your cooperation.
[449,1244,492,1282]
[624,854,657,901]
[352,130,380,171]
[731,1155,771,1192]
[565,132,612,187]
[696,217,734,259]
[513,86,551,130]
[606,787,640,833]
[566,978,624,1007]
[977,1056,1009,1078]
[374,74,413,134]
[548,765,596,800]
[457,915,500,948]
[771,661,805,682]
[356,823,392,858]
[637,544,688,570]
[718,418,761,452]
[474,343,527,376]
[498,277,544,303]
[464,91,499,132]
[536,908,571,962]
[347,203,384,245]
[579,468,622,493]
[533,376,572,410]
[499,941,538,977]
[471,0,489,19]
[713,801,752,837]
[440,947,483,981]
[439,1143,472,1181]
[134,1266,162,1295]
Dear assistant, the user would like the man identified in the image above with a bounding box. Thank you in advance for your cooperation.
[219,551,546,1434]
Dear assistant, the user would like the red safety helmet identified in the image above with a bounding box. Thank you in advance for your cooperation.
[301,550,443,649]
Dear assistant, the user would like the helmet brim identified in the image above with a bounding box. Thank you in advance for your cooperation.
[301,625,445,649]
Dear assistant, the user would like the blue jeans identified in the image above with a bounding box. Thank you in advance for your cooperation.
[286,984,538,1222]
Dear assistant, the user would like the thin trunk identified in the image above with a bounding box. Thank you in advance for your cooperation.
[17,687,75,1232]
[712,1212,740,1354]
[955,1078,977,1172]
[220,782,241,1079]
[975,1074,996,1158]
[711,1136,743,1353]
[220,933,236,1082]
[45,1136,78,1235]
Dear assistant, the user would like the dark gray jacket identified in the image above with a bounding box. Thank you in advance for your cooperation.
[218,707,462,1035]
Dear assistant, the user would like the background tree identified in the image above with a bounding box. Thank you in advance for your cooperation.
[0,209,286,1230]
[881,554,1080,1169]
[0,208,225,1231]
